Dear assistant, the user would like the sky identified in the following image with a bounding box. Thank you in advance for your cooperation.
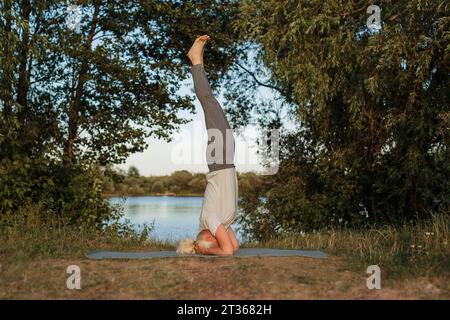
[116,77,272,176]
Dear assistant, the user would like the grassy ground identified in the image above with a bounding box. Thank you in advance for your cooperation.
[0,206,449,299]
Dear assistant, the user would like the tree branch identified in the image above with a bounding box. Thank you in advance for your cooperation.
[235,61,286,95]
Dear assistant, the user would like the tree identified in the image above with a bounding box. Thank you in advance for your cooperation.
[31,0,241,166]
[151,180,165,193]
[188,174,207,193]
[169,185,180,194]
[127,166,140,177]
[168,170,193,191]
[233,0,449,237]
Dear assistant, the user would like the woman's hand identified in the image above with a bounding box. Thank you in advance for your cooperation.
[194,242,209,255]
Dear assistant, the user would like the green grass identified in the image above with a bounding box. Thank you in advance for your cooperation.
[0,204,175,264]
[245,213,450,277]
[1,204,448,279]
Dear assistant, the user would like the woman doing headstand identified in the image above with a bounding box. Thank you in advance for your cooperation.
[176,35,239,256]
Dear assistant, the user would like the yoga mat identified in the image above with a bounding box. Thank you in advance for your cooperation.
[86,248,327,260]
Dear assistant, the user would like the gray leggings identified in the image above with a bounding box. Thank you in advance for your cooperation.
[191,64,235,172]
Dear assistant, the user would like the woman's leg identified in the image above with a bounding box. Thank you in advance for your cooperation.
[188,35,235,172]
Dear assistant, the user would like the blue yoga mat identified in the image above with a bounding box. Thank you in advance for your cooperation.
[86,248,327,260]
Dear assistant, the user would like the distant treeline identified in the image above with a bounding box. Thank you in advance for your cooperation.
[102,166,266,197]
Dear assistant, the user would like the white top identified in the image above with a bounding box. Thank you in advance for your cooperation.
[199,167,238,236]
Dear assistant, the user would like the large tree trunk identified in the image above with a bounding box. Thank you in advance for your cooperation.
[64,1,101,166]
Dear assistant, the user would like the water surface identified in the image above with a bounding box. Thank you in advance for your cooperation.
[109,196,243,241]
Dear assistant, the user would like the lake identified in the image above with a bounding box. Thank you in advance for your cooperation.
[109,196,244,242]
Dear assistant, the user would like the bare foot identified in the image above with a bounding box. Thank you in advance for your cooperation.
[187,35,210,66]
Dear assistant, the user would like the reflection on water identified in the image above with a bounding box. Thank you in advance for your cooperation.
[109,196,243,242]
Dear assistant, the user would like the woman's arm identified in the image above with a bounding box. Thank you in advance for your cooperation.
[227,227,239,253]
[195,224,234,256]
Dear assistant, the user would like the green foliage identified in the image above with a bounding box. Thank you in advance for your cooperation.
[127,166,140,178]
[234,0,450,239]
[151,180,165,193]
[101,167,267,196]
[0,203,170,262]
[46,164,120,227]
[187,174,207,193]
[247,212,450,277]
[0,159,118,228]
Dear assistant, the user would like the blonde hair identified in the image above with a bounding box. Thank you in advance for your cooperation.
[176,232,215,255]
